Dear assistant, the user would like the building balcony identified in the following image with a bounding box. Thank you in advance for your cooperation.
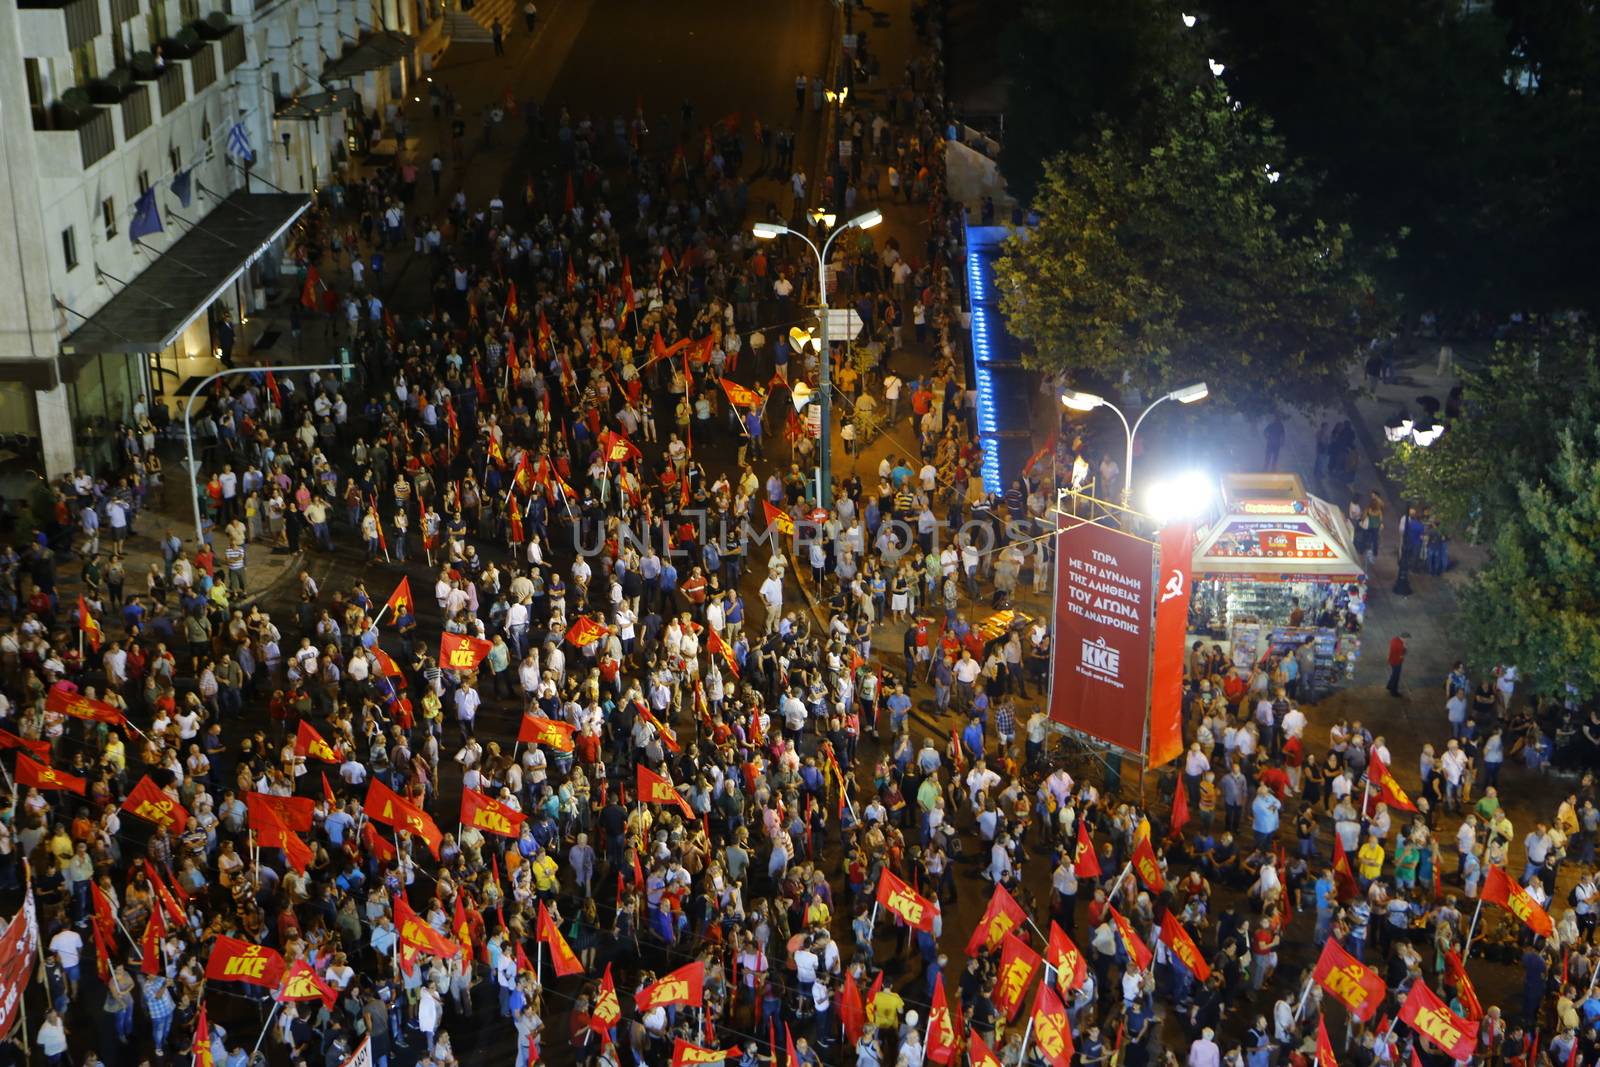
[16,0,102,54]
[220,25,246,72]
[33,105,116,176]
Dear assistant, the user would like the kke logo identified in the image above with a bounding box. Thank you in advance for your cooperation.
[447,649,476,668]
[134,799,176,824]
[476,809,513,834]
[1000,959,1031,1001]
[653,979,690,1002]
[1160,569,1186,603]
[887,888,925,924]
[1326,966,1372,1008]
[1079,637,1121,682]
[223,946,272,980]
[1034,1011,1070,1058]
[1412,1007,1463,1050]
[283,973,320,998]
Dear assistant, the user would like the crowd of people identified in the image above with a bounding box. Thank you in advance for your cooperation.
[10,3,1600,1067]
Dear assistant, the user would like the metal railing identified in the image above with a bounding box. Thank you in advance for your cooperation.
[120,84,152,138]
[157,64,187,114]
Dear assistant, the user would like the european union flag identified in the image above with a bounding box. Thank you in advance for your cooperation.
[171,168,192,208]
[129,187,163,242]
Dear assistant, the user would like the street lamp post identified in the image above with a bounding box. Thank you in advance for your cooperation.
[1060,382,1209,506]
[752,209,882,507]
[185,363,342,546]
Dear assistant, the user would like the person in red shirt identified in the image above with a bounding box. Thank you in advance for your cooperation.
[1387,632,1409,697]
[1259,760,1290,801]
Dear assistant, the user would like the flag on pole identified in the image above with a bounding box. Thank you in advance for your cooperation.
[227,121,255,163]
[130,187,164,242]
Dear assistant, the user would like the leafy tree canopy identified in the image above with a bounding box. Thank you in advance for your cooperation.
[993,81,1384,415]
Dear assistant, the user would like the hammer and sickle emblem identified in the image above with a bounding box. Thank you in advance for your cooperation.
[1160,570,1186,604]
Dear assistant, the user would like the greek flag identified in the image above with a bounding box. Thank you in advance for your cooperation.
[227,121,255,163]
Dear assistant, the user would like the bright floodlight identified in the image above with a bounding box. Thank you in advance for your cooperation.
[1146,471,1214,524]
[752,222,786,239]
[850,209,884,230]
[1060,389,1106,412]
[1168,382,1209,404]
[1208,59,1226,77]
[1181,12,1197,27]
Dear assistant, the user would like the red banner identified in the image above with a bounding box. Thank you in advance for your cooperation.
[1028,981,1076,1067]
[992,933,1042,1021]
[1131,820,1165,893]
[637,765,695,817]
[591,963,621,1031]
[874,869,938,933]
[635,961,706,1012]
[1047,519,1153,753]
[1074,820,1102,879]
[364,779,442,857]
[1314,1016,1337,1067]
[247,792,315,833]
[1045,922,1088,989]
[1159,911,1211,982]
[965,882,1028,954]
[278,960,340,1008]
[926,973,961,1064]
[1443,949,1483,1020]
[0,891,39,1039]
[45,686,125,725]
[671,1040,741,1067]
[1482,864,1554,938]
[518,715,577,751]
[1311,938,1385,1022]
[205,936,286,988]
[1365,752,1419,813]
[122,776,189,834]
[535,900,583,976]
[461,787,527,837]
[15,754,85,795]
[1109,907,1153,971]
[439,632,493,672]
[294,720,342,763]
[1149,522,1195,768]
[1398,981,1478,1061]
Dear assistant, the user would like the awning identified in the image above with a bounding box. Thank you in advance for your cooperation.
[1190,473,1366,582]
[321,30,415,81]
[60,190,310,359]
[276,87,361,120]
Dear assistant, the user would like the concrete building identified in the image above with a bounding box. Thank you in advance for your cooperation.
[0,0,428,479]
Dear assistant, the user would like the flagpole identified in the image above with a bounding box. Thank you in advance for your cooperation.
[250,1000,281,1060]
[1462,894,1488,962]
[1294,972,1317,1019]
[1014,1014,1036,1067]
[18,863,35,1057]
[1105,860,1135,905]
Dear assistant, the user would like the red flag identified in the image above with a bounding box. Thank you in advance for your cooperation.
[1028,981,1076,1067]
[362,821,397,864]
[1443,949,1483,1021]
[719,378,759,407]
[1311,937,1386,1022]
[761,499,796,536]
[77,595,102,652]
[564,173,576,213]
[123,775,188,833]
[874,868,938,933]
[15,753,85,795]
[1073,819,1102,878]
[204,935,287,988]
[535,900,584,976]
[0,729,48,759]
[383,577,414,619]
[250,802,314,873]
[707,630,740,678]
[785,1024,798,1067]
[46,686,125,725]
[364,778,443,857]
[144,859,186,926]
[566,616,609,647]
[246,792,315,833]
[635,961,706,1012]
[840,971,866,1045]
[461,786,528,838]
[1366,751,1419,813]
[439,632,493,673]
[193,1004,215,1067]
[1482,864,1555,938]
[277,960,340,1009]
[139,900,164,975]
[1109,907,1153,971]
[322,772,337,808]
[1149,521,1196,768]
[926,973,961,1064]
[294,719,342,763]
[393,894,460,958]
[1397,980,1479,1061]
[671,1040,742,1067]
[590,963,621,1032]
[505,281,520,320]
[1169,781,1191,834]
[1331,836,1360,903]
[966,882,1029,955]
[637,764,695,817]
[1314,1016,1338,1067]
[992,933,1042,1021]
[968,1030,1003,1067]
[1158,911,1212,983]
[1131,819,1166,893]
[1045,922,1088,989]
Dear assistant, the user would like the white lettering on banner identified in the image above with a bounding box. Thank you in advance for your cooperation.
[1062,554,1146,635]
[1079,638,1123,687]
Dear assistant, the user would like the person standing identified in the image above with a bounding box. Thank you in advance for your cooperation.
[492,19,505,56]
[523,1,537,32]
[1387,632,1408,697]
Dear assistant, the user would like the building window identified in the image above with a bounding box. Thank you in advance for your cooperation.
[168,145,181,173]
[180,0,200,24]
[71,42,98,87]
[63,228,79,272]
[102,198,117,239]
[148,3,168,44]
[137,170,150,195]
[200,116,211,141]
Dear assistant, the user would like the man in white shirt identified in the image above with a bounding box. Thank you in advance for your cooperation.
[50,927,84,995]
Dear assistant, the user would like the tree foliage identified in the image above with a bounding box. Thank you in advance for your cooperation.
[1460,426,1600,697]
[1386,333,1600,543]
[992,81,1383,415]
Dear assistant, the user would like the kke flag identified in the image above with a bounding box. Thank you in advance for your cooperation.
[78,595,102,652]
[365,778,443,857]
[1398,980,1479,1061]
[590,963,621,1032]
[46,687,126,725]
[762,499,796,536]
[1131,819,1166,893]
[1365,752,1419,813]
[0,729,49,759]
[247,791,315,833]
[1109,907,1154,971]
[123,775,189,834]
[278,960,340,1009]
[672,1040,741,1067]
[15,754,85,795]
[1046,922,1089,990]
[1074,820,1102,879]
[719,378,760,408]
[966,882,1029,955]
[841,972,866,1045]
[536,901,583,976]
[1315,1016,1338,1067]
[1148,522,1195,768]
[925,973,961,1065]
[1311,938,1386,1022]
[1028,981,1076,1067]
[1443,949,1483,1021]
[968,1030,1003,1067]
[637,764,695,817]
[517,715,577,751]
[294,719,342,763]
[707,630,740,678]
[461,787,528,838]
[439,632,493,673]
[1482,864,1555,938]
[635,960,706,1012]
[874,869,938,933]
[993,933,1042,1021]
[205,936,287,988]
[566,616,608,647]
[384,577,414,619]
[1331,836,1360,903]
[194,1004,215,1067]
[249,802,313,873]
[1158,911,1211,983]
[393,895,460,958]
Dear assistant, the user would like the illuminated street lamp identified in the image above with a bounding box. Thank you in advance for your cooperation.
[1060,383,1209,505]
[752,209,883,504]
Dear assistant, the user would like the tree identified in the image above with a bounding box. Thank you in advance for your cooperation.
[996,0,1198,205]
[993,81,1385,415]
[1385,332,1600,543]
[1460,426,1600,697]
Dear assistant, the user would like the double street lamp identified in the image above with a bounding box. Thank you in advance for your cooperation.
[1060,382,1210,505]
[753,208,883,506]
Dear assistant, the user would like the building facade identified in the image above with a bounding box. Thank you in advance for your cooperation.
[0,0,429,479]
